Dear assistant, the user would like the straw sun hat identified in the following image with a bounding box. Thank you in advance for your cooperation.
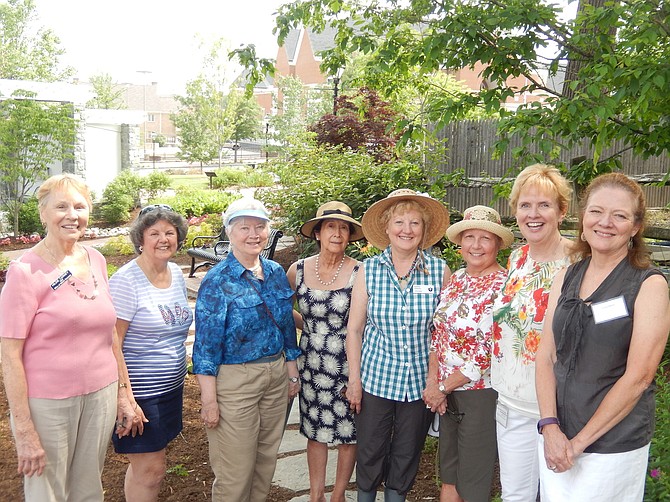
[446,205,514,248]
[361,189,450,250]
[300,201,364,242]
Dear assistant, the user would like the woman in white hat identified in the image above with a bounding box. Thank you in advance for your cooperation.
[346,189,451,502]
[287,201,365,502]
[193,197,300,501]
[423,206,514,502]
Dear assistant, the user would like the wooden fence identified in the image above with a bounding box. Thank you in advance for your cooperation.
[434,119,670,216]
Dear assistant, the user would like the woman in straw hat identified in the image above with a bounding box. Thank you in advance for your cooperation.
[423,206,514,502]
[346,189,451,502]
[287,201,365,502]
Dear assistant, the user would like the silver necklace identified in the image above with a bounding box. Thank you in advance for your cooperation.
[248,263,263,279]
[43,241,99,300]
[314,254,346,286]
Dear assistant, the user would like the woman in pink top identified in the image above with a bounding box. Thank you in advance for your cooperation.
[0,174,139,502]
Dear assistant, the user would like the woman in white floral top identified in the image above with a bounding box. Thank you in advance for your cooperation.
[424,205,514,502]
[490,164,573,502]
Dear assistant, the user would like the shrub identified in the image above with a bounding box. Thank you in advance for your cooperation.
[97,171,144,225]
[17,197,42,235]
[152,188,239,218]
[261,142,448,255]
[97,235,135,256]
[0,252,9,270]
[143,171,172,200]
[646,358,670,500]
[211,167,275,189]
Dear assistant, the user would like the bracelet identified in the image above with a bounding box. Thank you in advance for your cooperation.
[537,417,560,434]
[288,377,299,383]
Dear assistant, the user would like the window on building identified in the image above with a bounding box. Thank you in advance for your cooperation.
[147,114,156,122]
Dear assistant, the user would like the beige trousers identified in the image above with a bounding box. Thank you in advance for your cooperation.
[206,356,288,501]
[16,382,117,502]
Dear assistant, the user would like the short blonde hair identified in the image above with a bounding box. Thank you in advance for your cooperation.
[37,173,93,211]
[509,164,572,216]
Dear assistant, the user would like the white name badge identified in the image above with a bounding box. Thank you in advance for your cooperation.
[591,295,629,324]
[413,284,435,294]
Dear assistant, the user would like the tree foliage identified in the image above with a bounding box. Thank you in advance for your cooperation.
[86,73,125,109]
[0,91,76,234]
[240,0,670,178]
[0,0,73,81]
[173,40,263,166]
[309,87,399,163]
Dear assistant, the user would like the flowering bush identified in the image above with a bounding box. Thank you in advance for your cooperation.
[646,360,670,501]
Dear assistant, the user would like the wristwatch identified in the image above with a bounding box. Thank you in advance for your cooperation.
[438,383,449,395]
[288,377,299,383]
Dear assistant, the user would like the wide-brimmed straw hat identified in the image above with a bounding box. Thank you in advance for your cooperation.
[446,205,514,248]
[300,201,364,242]
[361,189,450,249]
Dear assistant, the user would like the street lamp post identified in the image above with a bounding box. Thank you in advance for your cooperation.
[265,121,269,162]
[333,76,340,114]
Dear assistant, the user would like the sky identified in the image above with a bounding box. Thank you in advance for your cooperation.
[31,0,286,95]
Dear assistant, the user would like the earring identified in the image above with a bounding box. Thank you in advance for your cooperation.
[628,238,633,250]
[139,245,143,253]
[580,232,586,242]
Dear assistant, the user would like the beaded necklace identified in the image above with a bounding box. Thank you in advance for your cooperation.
[393,251,419,288]
[314,253,346,286]
[43,241,99,300]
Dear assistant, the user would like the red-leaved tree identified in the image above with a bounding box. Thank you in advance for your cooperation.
[309,88,399,163]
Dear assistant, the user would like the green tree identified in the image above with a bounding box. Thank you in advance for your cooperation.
[0,0,73,81]
[238,0,670,180]
[173,40,263,167]
[0,91,76,234]
[86,73,125,109]
[269,75,310,151]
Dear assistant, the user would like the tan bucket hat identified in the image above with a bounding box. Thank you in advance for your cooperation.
[361,189,450,249]
[300,201,364,242]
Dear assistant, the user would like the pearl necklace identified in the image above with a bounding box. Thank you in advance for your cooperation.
[43,241,99,300]
[314,254,346,286]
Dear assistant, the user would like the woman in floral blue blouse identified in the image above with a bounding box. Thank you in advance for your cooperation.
[192,197,300,502]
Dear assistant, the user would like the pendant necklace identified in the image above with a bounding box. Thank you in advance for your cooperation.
[315,254,346,286]
[43,241,99,300]
[248,263,263,279]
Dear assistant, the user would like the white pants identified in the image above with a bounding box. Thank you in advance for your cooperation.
[539,436,649,501]
[496,404,539,502]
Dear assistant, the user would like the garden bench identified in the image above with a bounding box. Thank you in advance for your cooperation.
[187,227,284,277]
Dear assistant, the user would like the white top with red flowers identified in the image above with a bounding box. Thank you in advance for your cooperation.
[491,244,570,417]
[431,268,507,391]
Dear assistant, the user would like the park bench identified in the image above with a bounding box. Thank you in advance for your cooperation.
[186,227,284,277]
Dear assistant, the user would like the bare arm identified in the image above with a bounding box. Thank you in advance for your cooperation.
[535,269,574,471]
[114,319,147,437]
[1,338,46,477]
[197,374,219,428]
[112,324,140,438]
[345,264,368,414]
[570,274,670,455]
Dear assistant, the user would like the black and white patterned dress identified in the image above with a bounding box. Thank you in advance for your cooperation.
[295,259,358,445]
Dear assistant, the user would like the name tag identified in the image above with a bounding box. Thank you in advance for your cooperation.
[412,284,435,294]
[591,295,628,324]
[50,269,72,290]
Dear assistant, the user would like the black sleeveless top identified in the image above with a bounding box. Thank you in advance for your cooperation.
[552,257,664,453]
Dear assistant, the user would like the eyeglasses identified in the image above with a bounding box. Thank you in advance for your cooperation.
[139,204,173,217]
[445,407,465,424]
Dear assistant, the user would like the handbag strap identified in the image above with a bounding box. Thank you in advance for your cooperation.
[243,272,284,333]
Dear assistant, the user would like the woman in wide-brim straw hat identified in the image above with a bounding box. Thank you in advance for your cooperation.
[424,205,513,502]
[346,189,451,502]
[287,201,363,502]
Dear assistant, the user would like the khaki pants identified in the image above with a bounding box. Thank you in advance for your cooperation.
[206,356,288,501]
[15,382,117,502]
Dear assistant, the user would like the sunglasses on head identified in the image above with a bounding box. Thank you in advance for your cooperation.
[139,204,173,217]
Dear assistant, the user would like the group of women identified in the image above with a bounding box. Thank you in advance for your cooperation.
[1,165,668,502]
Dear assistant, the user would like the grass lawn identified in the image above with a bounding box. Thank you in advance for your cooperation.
[169,174,212,190]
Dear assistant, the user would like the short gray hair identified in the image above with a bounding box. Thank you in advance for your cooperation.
[130,207,188,254]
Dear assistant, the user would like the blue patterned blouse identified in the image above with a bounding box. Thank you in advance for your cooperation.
[361,247,446,402]
[192,253,299,376]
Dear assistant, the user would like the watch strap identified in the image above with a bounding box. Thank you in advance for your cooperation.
[537,417,560,434]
